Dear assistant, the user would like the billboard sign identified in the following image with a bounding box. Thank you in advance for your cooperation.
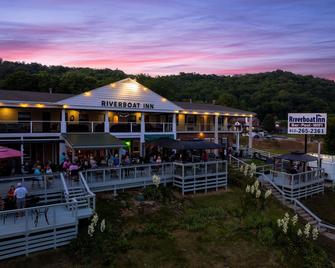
[288,113,327,135]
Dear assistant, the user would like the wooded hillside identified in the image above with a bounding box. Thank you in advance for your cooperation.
[1,59,334,120]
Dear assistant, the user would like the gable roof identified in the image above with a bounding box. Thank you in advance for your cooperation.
[173,101,256,116]
[58,78,181,112]
[0,89,73,103]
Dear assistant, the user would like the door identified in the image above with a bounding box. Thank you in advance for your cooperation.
[42,112,51,132]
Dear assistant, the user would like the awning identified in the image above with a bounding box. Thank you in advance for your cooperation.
[62,133,124,149]
[0,146,22,160]
[275,152,318,162]
[148,138,223,150]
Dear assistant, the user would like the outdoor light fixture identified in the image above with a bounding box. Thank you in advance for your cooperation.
[84,92,91,96]
[35,104,45,108]
[20,103,29,107]
[161,98,167,102]
[63,104,69,109]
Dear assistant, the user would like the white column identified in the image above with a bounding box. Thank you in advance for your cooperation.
[59,142,66,164]
[104,111,109,133]
[172,113,177,139]
[214,115,219,143]
[236,132,240,152]
[61,109,67,133]
[248,116,253,150]
[20,137,24,172]
[140,112,145,157]
[223,117,228,130]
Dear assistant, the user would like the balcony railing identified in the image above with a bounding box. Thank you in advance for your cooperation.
[145,122,173,132]
[0,121,61,133]
[66,121,104,133]
[109,122,141,133]
[177,124,214,132]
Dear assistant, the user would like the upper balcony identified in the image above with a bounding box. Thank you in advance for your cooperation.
[0,121,174,136]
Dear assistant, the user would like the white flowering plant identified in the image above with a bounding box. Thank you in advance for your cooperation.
[88,212,107,238]
[275,212,321,259]
[242,179,272,211]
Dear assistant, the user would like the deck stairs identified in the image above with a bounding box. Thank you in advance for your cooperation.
[229,155,335,239]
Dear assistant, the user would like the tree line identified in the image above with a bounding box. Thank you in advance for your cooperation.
[1,60,335,120]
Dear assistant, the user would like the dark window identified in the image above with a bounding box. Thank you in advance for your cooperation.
[18,112,31,121]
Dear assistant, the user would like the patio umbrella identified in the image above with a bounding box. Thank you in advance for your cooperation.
[0,146,22,160]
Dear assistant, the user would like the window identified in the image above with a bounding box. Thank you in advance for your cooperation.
[18,112,31,121]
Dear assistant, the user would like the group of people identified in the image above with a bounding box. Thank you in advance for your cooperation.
[0,183,28,213]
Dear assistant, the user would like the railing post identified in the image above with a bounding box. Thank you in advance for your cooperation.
[91,122,94,133]
[30,121,33,133]
[130,122,133,132]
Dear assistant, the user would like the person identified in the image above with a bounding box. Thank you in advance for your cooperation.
[33,165,43,187]
[7,185,15,200]
[156,155,162,164]
[69,162,79,180]
[113,154,120,167]
[90,156,98,169]
[62,159,71,171]
[45,164,53,187]
[60,152,66,165]
[14,183,28,215]
[0,195,4,211]
[124,155,131,165]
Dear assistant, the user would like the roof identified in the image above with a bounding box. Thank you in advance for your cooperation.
[275,152,318,162]
[62,133,124,149]
[173,101,255,115]
[0,89,73,103]
[148,138,224,150]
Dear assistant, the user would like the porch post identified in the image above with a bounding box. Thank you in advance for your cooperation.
[140,112,145,157]
[214,115,219,143]
[104,111,109,133]
[223,117,228,130]
[20,137,24,172]
[61,109,67,133]
[248,116,253,150]
[172,113,177,139]
[236,132,240,153]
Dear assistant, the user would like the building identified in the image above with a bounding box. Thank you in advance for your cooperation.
[0,78,255,167]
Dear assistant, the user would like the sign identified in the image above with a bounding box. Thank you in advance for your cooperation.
[288,113,327,135]
[101,100,154,110]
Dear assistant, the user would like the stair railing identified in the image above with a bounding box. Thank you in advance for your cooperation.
[79,171,96,211]
[60,172,70,201]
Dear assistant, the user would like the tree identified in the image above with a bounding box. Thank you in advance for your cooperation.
[324,116,335,154]
[262,114,276,132]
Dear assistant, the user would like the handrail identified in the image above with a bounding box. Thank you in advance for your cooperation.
[258,172,335,232]
[79,172,95,196]
[60,172,69,198]
[84,162,174,173]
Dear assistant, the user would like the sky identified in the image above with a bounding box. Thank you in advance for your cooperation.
[1,0,335,79]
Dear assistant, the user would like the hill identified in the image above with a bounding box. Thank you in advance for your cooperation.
[1,59,335,120]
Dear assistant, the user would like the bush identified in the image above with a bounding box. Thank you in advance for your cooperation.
[143,185,174,203]
[257,226,275,246]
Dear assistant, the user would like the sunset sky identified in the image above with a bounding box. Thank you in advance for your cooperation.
[1,0,335,79]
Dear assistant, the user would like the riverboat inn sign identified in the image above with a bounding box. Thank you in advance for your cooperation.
[101,100,154,110]
[288,113,327,135]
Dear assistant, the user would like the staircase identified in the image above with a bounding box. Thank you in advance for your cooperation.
[68,187,90,210]
[228,157,335,239]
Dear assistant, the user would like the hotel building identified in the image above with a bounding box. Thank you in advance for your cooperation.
[0,78,255,166]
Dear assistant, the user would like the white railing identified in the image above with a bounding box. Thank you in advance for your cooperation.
[145,122,173,132]
[177,123,214,132]
[248,148,280,158]
[79,172,96,211]
[0,121,61,134]
[60,172,70,200]
[259,172,335,232]
[173,160,228,195]
[83,162,174,187]
[109,122,141,133]
[0,200,78,233]
[0,173,63,204]
[270,169,324,188]
[66,121,104,133]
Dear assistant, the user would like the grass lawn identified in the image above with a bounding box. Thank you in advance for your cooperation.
[3,180,334,268]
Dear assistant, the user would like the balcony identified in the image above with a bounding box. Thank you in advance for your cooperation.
[0,121,174,136]
[0,121,61,134]
[177,124,214,132]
